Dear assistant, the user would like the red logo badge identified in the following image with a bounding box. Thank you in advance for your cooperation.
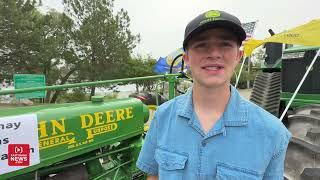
[8,144,30,166]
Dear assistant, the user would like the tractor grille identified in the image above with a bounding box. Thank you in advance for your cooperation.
[282,52,320,94]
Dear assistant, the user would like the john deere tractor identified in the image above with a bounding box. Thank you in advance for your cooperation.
[0,74,180,180]
[250,37,320,179]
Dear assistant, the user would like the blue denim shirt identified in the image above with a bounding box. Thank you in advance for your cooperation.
[137,86,291,180]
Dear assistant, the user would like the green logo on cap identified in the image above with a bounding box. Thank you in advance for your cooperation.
[205,10,221,18]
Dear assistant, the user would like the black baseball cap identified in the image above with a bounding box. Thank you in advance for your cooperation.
[183,10,246,49]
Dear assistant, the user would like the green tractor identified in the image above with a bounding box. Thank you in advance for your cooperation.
[0,74,181,180]
[249,35,320,179]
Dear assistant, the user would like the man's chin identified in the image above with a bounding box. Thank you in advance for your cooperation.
[196,79,230,89]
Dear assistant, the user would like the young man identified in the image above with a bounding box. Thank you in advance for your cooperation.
[137,10,291,180]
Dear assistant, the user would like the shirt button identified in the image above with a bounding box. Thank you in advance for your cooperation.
[202,141,206,147]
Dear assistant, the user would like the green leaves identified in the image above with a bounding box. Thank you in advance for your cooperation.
[121,55,157,91]
[64,0,140,82]
[0,0,143,102]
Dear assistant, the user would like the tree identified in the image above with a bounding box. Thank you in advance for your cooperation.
[0,0,140,103]
[63,0,140,97]
[231,48,266,89]
[38,11,80,103]
[0,1,79,102]
[0,0,42,78]
[121,55,157,92]
[251,47,265,67]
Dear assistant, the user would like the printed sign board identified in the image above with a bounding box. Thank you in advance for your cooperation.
[14,74,46,99]
[0,114,40,175]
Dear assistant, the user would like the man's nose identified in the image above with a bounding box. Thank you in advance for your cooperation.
[207,44,222,58]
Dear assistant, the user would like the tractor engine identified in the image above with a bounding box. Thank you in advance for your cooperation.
[0,96,149,180]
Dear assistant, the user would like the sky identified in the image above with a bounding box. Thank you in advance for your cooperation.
[41,0,320,58]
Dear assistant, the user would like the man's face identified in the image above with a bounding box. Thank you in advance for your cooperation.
[183,28,243,88]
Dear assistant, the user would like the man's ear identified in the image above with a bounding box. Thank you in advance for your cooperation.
[237,50,244,62]
[183,53,190,66]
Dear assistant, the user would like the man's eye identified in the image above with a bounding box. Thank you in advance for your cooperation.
[194,42,208,48]
[221,42,233,47]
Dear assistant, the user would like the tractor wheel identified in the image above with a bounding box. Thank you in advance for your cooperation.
[250,72,281,117]
[284,105,320,180]
[249,72,320,179]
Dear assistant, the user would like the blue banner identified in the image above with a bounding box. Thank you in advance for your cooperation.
[154,48,188,74]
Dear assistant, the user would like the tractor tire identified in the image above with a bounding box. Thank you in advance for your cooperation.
[249,72,320,179]
[250,72,281,117]
[284,105,320,180]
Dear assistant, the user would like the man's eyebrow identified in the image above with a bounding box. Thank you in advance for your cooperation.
[191,36,207,43]
[217,35,238,41]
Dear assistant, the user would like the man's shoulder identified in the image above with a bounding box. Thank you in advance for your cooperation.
[156,93,188,114]
[242,98,290,137]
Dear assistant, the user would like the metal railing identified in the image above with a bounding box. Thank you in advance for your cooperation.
[0,74,180,100]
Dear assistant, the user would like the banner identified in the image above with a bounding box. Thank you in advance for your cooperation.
[154,48,187,74]
[244,19,320,56]
[0,114,40,175]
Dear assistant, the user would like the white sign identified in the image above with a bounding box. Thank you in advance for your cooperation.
[0,114,40,175]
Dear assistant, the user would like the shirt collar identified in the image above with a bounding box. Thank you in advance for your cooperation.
[223,86,248,127]
[177,87,193,118]
[177,85,248,127]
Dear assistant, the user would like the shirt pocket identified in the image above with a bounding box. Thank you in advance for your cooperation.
[154,148,188,180]
[216,162,263,180]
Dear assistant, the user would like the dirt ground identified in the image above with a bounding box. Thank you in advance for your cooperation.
[0,103,16,108]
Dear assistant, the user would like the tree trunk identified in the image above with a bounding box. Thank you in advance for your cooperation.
[49,68,77,103]
[89,44,96,99]
[43,65,51,103]
[50,90,62,104]
[90,86,96,99]
[45,91,52,103]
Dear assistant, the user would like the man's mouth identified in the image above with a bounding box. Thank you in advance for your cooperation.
[202,65,224,70]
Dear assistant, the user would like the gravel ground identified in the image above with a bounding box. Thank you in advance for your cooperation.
[238,88,252,100]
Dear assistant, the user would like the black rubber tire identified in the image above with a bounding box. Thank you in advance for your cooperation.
[250,72,281,117]
[249,72,320,180]
[284,105,320,180]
